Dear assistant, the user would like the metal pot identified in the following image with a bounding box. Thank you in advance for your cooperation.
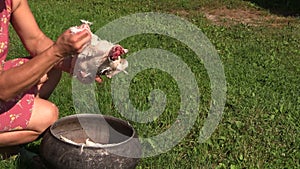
[40,114,141,169]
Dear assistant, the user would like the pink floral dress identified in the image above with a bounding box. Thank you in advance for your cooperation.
[0,0,37,131]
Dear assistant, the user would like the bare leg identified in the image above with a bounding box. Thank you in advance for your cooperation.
[0,64,65,145]
[0,57,92,156]
[0,63,65,158]
[0,98,59,147]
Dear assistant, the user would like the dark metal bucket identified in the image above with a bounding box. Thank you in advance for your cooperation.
[40,114,141,169]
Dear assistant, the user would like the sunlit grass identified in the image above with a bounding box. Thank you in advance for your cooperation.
[3,0,300,168]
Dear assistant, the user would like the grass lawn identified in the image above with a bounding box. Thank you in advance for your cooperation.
[2,0,300,168]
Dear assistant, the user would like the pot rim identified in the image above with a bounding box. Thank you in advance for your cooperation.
[49,114,136,148]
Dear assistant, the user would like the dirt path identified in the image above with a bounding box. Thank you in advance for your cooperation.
[203,7,299,27]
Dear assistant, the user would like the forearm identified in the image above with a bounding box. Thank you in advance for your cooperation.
[0,45,63,101]
[28,35,55,57]
[24,33,74,73]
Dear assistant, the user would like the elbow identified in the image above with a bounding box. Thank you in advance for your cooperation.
[0,91,14,102]
[0,80,15,102]
[0,98,8,103]
[0,95,11,103]
[0,75,18,102]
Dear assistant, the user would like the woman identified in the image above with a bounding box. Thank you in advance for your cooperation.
[0,0,92,157]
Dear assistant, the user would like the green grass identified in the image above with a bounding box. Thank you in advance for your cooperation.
[3,0,300,168]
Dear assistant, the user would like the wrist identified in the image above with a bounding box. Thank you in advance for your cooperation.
[51,43,65,59]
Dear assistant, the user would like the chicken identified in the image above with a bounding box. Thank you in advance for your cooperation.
[70,20,128,84]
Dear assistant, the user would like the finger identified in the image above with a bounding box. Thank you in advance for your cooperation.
[76,31,92,53]
[39,74,49,83]
[79,29,92,41]
[95,76,103,84]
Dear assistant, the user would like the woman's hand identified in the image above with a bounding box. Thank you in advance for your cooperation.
[53,26,92,58]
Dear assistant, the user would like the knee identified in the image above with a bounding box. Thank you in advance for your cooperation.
[38,104,59,135]
[46,103,59,126]
[29,100,59,135]
[41,103,59,130]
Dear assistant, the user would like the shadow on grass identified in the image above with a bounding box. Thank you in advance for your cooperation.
[245,0,300,16]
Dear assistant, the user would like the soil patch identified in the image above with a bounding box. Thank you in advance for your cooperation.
[203,7,298,27]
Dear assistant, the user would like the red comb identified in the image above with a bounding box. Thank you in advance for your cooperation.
[110,45,126,60]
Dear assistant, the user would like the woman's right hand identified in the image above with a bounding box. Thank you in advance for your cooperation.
[53,26,92,58]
